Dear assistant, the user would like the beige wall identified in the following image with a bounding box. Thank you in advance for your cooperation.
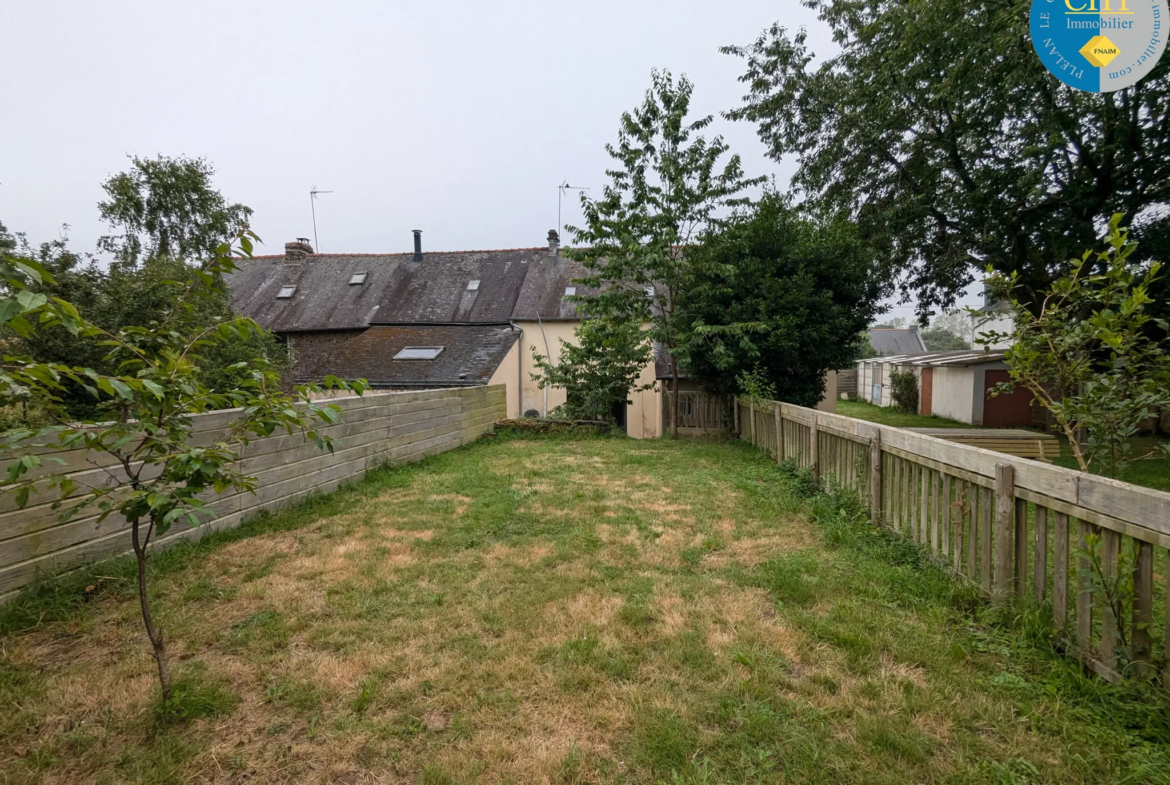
[486,339,522,419]
[511,320,662,438]
[817,371,838,413]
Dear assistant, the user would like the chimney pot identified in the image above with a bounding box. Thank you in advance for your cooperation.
[547,229,560,257]
[284,238,314,262]
[412,229,422,261]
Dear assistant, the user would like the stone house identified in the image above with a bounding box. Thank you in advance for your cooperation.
[227,231,664,437]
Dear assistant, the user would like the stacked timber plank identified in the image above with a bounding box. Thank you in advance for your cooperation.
[0,385,506,602]
[907,428,1058,462]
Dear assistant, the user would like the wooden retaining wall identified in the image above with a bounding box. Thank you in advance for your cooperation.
[0,385,506,602]
[737,397,1170,686]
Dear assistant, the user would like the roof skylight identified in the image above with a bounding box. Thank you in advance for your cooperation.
[564,286,576,297]
[277,285,297,299]
[394,346,444,360]
[349,272,368,285]
[467,280,480,291]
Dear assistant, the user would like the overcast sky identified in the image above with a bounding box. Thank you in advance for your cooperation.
[2,0,977,318]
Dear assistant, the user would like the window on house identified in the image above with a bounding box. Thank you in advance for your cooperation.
[644,285,655,298]
[394,346,444,360]
[349,272,368,285]
[467,280,480,291]
[277,285,297,299]
[564,286,576,297]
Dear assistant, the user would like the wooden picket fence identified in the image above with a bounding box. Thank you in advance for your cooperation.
[736,397,1170,687]
[663,391,730,436]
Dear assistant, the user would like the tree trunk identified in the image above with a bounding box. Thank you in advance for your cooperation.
[670,360,680,439]
[132,518,172,702]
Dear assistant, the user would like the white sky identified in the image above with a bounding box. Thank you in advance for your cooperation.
[2,0,980,319]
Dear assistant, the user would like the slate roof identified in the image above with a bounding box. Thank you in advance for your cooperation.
[298,324,520,387]
[228,246,594,332]
[868,327,927,355]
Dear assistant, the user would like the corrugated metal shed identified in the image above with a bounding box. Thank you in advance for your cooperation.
[873,349,1006,367]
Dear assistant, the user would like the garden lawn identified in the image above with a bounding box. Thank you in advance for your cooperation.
[1,433,1168,784]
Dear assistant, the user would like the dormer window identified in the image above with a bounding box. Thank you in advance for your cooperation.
[394,346,444,360]
[467,280,480,291]
[277,285,297,299]
[564,286,576,297]
[349,272,368,285]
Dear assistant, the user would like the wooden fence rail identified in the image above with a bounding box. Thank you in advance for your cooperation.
[736,397,1170,687]
[0,386,507,603]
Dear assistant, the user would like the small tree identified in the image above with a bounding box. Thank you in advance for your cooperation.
[978,215,1170,477]
[569,69,763,436]
[531,314,654,422]
[0,232,366,703]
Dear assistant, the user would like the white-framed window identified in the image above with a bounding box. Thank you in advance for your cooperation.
[394,346,444,360]
[564,286,576,297]
[467,280,480,291]
[277,285,297,299]
[349,272,368,285]
[644,285,655,298]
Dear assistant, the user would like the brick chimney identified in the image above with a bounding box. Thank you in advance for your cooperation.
[284,237,314,262]
[548,229,560,257]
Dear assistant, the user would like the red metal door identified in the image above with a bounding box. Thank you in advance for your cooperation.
[919,367,933,416]
[982,370,1033,427]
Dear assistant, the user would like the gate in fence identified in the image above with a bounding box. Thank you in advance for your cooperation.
[663,391,731,436]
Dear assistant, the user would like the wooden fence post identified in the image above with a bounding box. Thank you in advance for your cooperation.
[749,401,756,446]
[868,429,882,526]
[774,403,783,463]
[733,397,739,437]
[993,462,1015,602]
[809,412,819,481]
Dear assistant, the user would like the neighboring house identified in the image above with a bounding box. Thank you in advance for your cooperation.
[972,301,1015,350]
[854,349,1034,427]
[228,231,664,438]
[868,325,927,355]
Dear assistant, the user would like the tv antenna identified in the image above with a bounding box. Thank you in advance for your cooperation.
[310,186,333,252]
[557,181,589,241]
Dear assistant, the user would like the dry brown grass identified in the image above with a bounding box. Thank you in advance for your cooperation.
[0,436,1160,784]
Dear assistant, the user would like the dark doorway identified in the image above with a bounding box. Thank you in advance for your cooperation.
[611,400,628,433]
[983,370,1033,427]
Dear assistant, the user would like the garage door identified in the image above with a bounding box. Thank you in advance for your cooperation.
[982,370,1033,427]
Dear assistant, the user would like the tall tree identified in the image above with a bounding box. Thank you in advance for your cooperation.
[98,155,253,267]
[679,194,884,406]
[569,69,763,435]
[922,309,973,351]
[723,1,1170,317]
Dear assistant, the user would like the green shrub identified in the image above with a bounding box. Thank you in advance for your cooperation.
[889,369,919,413]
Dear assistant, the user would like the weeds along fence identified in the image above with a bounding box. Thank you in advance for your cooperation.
[0,385,506,603]
[736,397,1170,688]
